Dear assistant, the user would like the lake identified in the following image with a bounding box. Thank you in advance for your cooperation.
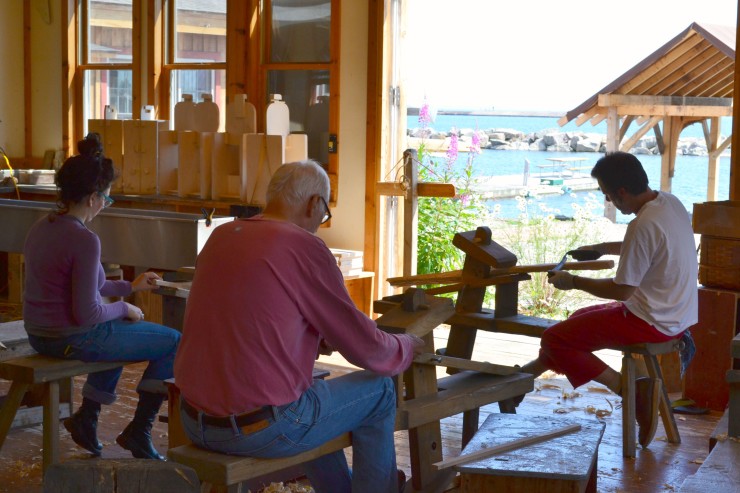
[407,114,732,223]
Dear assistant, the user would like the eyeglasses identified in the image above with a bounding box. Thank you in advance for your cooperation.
[319,196,332,224]
[99,192,114,208]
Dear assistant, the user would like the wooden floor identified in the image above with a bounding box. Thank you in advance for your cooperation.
[0,324,722,492]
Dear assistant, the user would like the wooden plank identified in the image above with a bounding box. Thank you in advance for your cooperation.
[168,434,352,485]
[397,372,533,430]
[376,182,456,198]
[413,353,518,376]
[376,295,455,337]
[386,259,614,287]
[598,94,732,117]
[620,35,705,94]
[402,331,446,492]
[434,424,582,470]
[0,355,132,383]
[445,312,555,338]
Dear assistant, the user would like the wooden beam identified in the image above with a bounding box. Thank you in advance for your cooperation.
[620,116,662,152]
[732,0,740,199]
[645,46,721,95]
[413,353,518,376]
[376,182,456,198]
[621,35,704,94]
[23,1,32,166]
[605,107,619,221]
[707,117,722,201]
[598,94,732,117]
[618,116,635,142]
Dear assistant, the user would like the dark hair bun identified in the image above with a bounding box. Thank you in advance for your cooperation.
[77,133,104,157]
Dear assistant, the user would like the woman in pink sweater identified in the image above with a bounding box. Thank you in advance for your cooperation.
[23,134,180,460]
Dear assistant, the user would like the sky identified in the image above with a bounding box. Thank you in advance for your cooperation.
[404,0,738,113]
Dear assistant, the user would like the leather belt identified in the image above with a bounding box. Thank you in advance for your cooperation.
[181,399,273,429]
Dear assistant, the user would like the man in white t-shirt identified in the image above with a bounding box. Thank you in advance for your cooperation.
[520,151,698,449]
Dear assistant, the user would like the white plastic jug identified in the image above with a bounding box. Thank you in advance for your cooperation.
[226,94,256,134]
[266,94,289,138]
[174,94,196,131]
[195,93,220,132]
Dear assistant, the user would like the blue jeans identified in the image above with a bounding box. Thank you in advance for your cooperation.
[180,371,399,493]
[28,319,180,404]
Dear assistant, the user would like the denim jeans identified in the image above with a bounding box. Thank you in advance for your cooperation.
[28,319,181,404]
[180,370,399,493]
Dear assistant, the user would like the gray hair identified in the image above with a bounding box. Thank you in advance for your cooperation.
[266,160,330,207]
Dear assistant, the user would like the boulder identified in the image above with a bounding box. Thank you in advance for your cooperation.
[574,139,601,152]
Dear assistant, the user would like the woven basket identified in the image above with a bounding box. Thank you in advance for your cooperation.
[699,236,740,290]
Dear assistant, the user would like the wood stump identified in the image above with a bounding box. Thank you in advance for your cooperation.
[43,459,200,493]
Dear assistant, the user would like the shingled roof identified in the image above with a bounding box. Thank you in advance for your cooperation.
[559,22,735,127]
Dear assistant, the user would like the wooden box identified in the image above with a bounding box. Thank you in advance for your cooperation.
[123,120,168,194]
[693,201,740,239]
[88,119,124,193]
[699,236,740,290]
[683,287,740,411]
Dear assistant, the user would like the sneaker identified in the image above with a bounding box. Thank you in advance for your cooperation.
[635,377,660,448]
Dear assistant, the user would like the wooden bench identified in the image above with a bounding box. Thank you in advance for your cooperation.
[615,339,682,457]
[454,413,605,493]
[679,409,740,492]
[729,332,740,437]
[168,433,352,493]
[0,354,135,474]
[0,320,74,431]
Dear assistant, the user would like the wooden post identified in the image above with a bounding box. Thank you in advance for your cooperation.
[604,106,619,222]
[404,149,418,278]
[707,117,721,201]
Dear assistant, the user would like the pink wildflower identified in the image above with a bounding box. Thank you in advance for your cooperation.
[460,193,471,207]
[470,131,481,154]
[418,99,432,128]
[446,131,459,169]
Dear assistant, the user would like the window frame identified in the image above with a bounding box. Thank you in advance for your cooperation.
[63,0,341,204]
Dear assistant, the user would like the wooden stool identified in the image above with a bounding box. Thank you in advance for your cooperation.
[168,434,352,493]
[616,339,682,457]
[455,413,605,493]
[0,354,135,473]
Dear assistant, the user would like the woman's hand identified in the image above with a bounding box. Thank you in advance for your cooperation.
[131,272,162,292]
[125,302,145,322]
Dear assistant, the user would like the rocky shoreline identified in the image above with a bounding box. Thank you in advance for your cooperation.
[407,126,730,157]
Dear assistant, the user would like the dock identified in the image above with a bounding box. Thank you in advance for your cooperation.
[472,172,598,199]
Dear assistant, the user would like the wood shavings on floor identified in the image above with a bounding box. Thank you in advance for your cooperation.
[253,482,314,493]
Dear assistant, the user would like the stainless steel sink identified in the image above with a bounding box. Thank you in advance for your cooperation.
[0,199,234,270]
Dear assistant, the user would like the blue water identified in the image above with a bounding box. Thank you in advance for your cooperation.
[408,114,732,223]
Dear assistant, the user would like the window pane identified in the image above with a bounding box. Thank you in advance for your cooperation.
[270,0,331,63]
[83,69,133,127]
[87,0,133,63]
[173,0,227,63]
[170,69,227,131]
[268,70,330,164]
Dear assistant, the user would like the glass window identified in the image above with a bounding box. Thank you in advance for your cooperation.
[84,69,133,123]
[169,69,227,128]
[173,0,227,63]
[268,70,330,164]
[86,0,133,64]
[270,0,331,63]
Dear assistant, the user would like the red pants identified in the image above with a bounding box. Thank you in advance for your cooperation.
[538,302,676,388]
